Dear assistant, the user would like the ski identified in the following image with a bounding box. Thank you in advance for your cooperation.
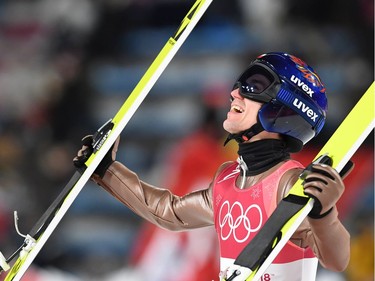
[0,0,213,280]
[223,82,375,281]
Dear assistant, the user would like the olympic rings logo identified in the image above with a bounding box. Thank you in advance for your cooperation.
[218,200,263,243]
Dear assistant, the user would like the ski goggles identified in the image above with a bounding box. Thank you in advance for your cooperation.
[232,63,281,103]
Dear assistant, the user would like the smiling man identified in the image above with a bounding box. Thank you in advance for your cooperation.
[74,52,350,281]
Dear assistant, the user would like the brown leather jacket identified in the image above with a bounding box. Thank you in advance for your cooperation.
[92,160,350,272]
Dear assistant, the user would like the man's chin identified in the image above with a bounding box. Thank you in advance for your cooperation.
[223,121,241,134]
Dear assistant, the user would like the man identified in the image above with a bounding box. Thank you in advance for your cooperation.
[74,52,350,280]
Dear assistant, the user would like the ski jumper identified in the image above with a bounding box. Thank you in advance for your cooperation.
[213,160,318,281]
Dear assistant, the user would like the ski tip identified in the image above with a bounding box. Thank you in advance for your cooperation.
[0,252,10,272]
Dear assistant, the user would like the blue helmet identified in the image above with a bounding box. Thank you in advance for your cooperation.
[231,52,328,152]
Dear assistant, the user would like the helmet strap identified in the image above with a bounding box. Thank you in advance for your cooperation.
[224,123,264,146]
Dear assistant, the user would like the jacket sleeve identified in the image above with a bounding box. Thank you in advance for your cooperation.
[279,169,350,272]
[92,161,215,231]
[304,208,350,271]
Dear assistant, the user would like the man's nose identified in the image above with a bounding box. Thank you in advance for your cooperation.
[231,88,244,100]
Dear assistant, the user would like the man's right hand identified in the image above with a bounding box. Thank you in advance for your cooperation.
[73,135,94,168]
[73,135,120,178]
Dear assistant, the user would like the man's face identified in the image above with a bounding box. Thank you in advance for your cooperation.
[223,73,271,134]
[223,89,262,134]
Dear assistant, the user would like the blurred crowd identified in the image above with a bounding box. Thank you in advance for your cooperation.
[0,0,373,280]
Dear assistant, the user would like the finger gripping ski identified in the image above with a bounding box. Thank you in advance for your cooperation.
[300,154,334,218]
[222,82,375,281]
[1,0,213,280]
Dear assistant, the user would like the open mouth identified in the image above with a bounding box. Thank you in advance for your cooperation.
[231,105,244,113]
